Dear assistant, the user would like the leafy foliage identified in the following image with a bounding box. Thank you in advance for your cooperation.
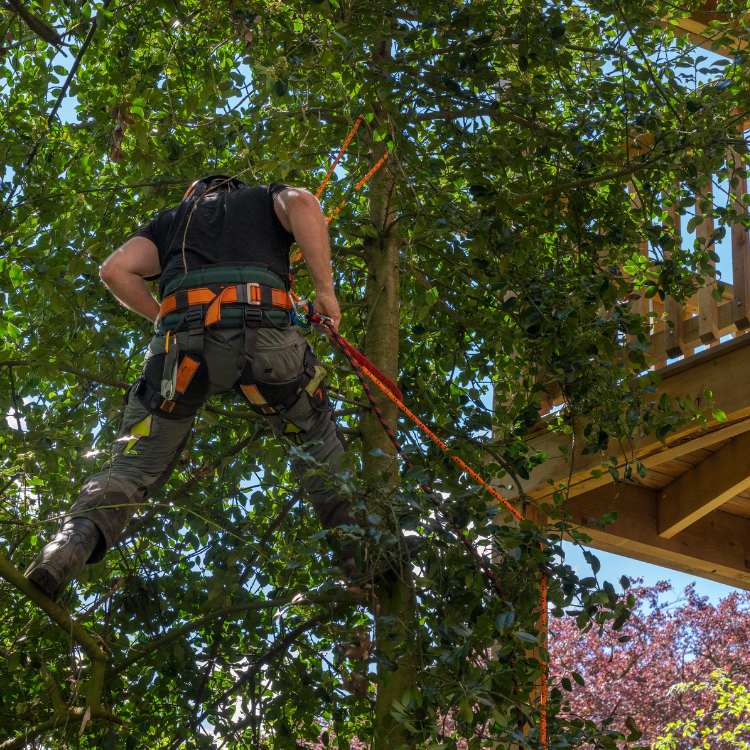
[653,672,750,750]
[0,0,749,748]
[551,581,750,748]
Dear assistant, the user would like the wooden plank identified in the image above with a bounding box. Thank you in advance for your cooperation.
[663,200,686,358]
[696,191,719,344]
[657,430,750,538]
[636,468,674,490]
[720,498,750,518]
[649,298,739,361]
[566,482,750,590]
[628,183,651,347]
[730,134,750,330]
[669,8,748,59]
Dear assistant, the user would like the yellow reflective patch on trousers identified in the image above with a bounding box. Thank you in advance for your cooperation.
[124,415,152,453]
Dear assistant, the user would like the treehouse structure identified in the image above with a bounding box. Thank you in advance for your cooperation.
[500,5,750,591]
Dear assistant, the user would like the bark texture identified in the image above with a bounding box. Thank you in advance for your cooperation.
[361,41,417,750]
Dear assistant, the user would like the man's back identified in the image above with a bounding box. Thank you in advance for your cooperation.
[137,182,295,296]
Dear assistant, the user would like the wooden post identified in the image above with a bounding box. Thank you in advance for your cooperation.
[628,184,651,347]
[729,130,750,331]
[696,189,719,345]
[664,200,686,359]
[650,296,666,369]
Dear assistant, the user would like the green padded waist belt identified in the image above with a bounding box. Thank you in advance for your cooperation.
[161,265,287,297]
[157,307,292,332]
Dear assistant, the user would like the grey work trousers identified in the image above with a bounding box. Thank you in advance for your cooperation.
[67,325,353,563]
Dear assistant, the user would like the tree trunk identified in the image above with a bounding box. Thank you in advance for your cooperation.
[361,77,416,747]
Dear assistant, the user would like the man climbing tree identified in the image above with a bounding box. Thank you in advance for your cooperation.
[24,175,393,601]
[1,1,749,748]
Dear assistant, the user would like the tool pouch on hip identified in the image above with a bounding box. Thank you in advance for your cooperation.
[236,346,331,418]
[136,350,209,419]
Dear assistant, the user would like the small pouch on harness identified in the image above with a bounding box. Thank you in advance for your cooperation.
[137,349,209,420]
[236,346,331,419]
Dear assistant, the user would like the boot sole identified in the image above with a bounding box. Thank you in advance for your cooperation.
[25,564,64,601]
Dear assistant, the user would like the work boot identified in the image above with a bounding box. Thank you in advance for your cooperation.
[340,536,425,586]
[25,518,104,602]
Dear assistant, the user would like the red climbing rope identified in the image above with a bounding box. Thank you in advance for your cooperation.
[311,312,548,744]
[296,120,547,741]
[312,314,518,590]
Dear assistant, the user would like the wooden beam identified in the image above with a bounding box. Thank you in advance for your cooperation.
[657,430,750,538]
[669,7,748,60]
[566,483,750,590]
[500,333,750,503]
[648,298,750,361]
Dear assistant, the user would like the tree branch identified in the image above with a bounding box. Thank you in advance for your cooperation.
[25,0,112,165]
[0,708,81,750]
[105,592,354,680]
[416,106,570,141]
[196,608,344,729]
[508,151,676,205]
[403,264,475,329]
[0,555,105,664]
[123,430,268,541]
[4,0,61,47]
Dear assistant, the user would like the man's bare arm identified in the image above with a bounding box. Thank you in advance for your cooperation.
[100,237,162,322]
[274,188,342,330]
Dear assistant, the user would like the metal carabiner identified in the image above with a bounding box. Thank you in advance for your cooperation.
[290,297,313,329]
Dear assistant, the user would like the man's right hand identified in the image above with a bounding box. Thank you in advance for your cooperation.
[313,292,342,331]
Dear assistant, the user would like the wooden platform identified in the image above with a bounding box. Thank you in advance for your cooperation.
[673,2,749,58]
[500,333,750,590]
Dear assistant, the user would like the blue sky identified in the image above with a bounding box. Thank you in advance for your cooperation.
[562,541,739,603]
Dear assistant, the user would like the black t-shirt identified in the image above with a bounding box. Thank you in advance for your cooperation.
[137,183,294,296]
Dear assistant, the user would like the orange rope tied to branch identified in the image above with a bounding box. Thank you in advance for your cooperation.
[357,356,549,743]
[541,571,548,744]
[315,114,364,199]
[313,314,548,742]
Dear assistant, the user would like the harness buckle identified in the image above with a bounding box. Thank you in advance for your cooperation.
[246,282,261,305]
[244,307,263,325]
[186,307,204,332]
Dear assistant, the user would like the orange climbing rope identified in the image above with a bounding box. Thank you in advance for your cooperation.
[358,361,522,521]
[292,120,388,262]
[310,313,548,744]
[300,121,548,743]
[540,571,548,741]
[315,115,364,199]
[326,151,389,226]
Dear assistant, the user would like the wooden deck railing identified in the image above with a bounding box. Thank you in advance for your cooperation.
[539,140,750,416]
[637,143,750,369]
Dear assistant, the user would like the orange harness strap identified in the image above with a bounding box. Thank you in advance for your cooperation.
[159,285,293,324]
